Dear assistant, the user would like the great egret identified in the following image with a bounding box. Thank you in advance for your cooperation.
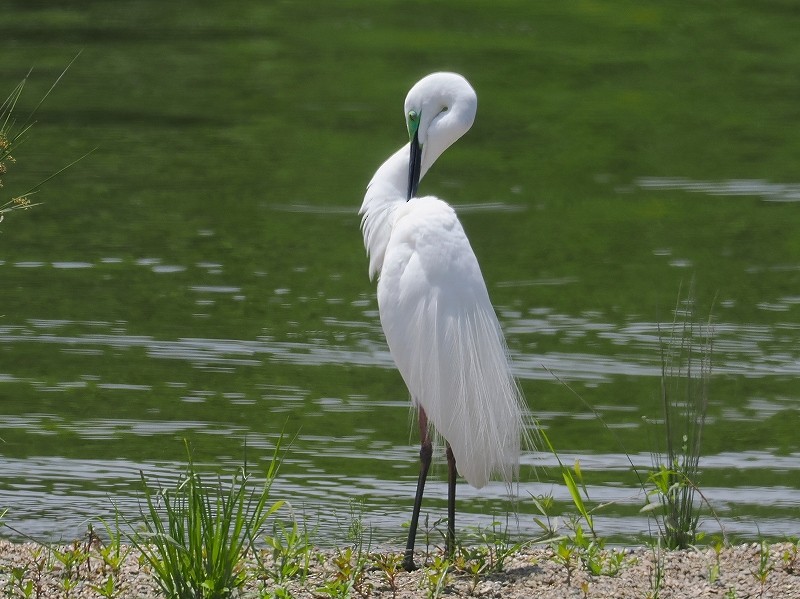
[359,72,527,571]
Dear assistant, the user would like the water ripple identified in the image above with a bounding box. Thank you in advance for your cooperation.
[2,313,798,384]
[636,177,800,202]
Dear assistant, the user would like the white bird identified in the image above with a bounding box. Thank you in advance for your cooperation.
[359,72,528,571]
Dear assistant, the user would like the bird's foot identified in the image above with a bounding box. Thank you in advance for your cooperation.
[402,553,418,572]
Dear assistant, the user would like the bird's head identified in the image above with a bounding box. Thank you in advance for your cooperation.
[403,72,477,200]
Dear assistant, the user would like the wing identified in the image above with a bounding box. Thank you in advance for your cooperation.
[377,197,525,489]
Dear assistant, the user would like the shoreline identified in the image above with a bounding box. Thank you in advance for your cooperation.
[0,539,798,598]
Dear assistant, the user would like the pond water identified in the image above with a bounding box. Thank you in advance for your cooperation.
[1,2,798,547]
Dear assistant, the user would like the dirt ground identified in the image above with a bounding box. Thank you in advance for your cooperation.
[0,540,798,598]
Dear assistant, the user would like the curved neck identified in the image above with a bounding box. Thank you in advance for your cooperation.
[367,143,412,201]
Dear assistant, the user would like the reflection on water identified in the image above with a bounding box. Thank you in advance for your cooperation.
[1,309,799,543]
[637,177,800,203]
[2,448,799,543]
[1,235,799,546]
[4,311,800,385]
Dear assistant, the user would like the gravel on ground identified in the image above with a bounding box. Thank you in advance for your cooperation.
[0,539,798,598]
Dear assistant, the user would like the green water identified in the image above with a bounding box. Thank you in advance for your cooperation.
[1,1,798,545]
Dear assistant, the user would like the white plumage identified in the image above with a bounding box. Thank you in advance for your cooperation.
[377,196,523,487]
[359,72,526,488]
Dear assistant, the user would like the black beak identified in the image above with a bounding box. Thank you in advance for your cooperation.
[407,129,421,201]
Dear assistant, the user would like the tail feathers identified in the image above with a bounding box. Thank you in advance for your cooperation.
[388,288,528,489]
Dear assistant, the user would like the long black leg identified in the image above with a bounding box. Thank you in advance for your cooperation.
[445,443,456,559]
[403,408,432,572]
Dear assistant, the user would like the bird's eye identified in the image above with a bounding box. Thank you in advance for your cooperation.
[441,106,448,113]
[408,110,419,122]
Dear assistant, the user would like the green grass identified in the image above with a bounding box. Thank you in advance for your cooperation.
[260,516,315,587]
[643,289,714,549]
[0,73,37,222]
[1,55,89,226]
[535,288,718,561]
[126,440,283,599]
